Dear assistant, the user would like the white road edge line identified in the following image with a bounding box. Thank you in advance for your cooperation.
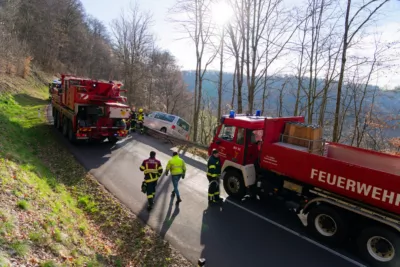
[225,199,367,267]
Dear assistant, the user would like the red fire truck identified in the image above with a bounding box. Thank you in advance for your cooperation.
[209,111,400,267]
[51,74,130,144]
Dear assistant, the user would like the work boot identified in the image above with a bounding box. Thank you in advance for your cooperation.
[171,190,175,197]
[147,204,153,211]
[176,197,182,204]
[214,197,224,202]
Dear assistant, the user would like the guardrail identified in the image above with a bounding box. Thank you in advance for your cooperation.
[144,127,209,151]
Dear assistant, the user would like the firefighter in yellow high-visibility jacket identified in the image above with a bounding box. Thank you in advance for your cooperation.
[166,151,186,204]
[137,108,145,134]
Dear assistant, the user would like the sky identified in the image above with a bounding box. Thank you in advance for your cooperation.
[80,0,400,89]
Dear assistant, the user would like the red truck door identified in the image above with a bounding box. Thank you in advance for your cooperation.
[243,129,263,165]
[211,124,238,165]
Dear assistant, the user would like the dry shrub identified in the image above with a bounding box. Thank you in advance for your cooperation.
[22,56,33,78]
[5,63,17,76]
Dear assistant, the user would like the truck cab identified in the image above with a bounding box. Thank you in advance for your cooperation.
[209,110,400,267]
[208,111,265,167]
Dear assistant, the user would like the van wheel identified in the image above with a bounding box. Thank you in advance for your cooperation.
[357,226,400,267]
[223,170,246,199]
[160,127,167,133]
[307,205,348,245]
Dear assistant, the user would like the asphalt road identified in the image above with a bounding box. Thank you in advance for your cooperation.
[47,111,368,267]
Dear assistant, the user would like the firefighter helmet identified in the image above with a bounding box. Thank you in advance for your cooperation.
[139,108,143,113]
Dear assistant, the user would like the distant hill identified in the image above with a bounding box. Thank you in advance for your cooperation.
[182,70,400,138]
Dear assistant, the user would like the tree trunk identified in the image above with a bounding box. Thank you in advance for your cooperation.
[217,29,224,120]
[332,0,351,142]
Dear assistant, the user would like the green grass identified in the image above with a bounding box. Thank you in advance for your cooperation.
[16,199,29,210]
[10,240,30,257]
[39,260,58,267]
[0,252,11,267]
[0,74,191,266]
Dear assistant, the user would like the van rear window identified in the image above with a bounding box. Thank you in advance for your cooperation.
[177,118,190,131]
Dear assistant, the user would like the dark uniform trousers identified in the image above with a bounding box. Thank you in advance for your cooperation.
[130,111,137,131]
[140,158,163,206]
[137,113,144,133]
[207,156,221,202]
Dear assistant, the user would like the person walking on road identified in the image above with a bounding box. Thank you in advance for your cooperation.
[207,149,222,205]
[166,151,186,204]
[140,151,163,211]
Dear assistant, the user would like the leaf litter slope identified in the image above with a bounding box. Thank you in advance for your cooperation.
[0,74,192,267]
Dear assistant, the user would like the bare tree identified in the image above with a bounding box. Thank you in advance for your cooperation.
[332,0,390,142]
[169,0,218,142]
[110,3,153,106]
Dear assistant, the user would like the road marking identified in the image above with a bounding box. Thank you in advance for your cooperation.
[224,198,366,267]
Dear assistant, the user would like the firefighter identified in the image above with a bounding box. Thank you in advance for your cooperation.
[165,151,186,204]
[137,108,145,134]
[207,149,222,204]
[129,107,137,132]
[139,151,163,211]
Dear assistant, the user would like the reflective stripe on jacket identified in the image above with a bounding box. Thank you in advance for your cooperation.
[140,158,163,183]
[166,155,186,175]
[207,155,221,178]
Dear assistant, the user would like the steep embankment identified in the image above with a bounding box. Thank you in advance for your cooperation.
[0,73,191,266]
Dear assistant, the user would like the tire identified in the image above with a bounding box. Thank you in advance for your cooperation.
[68,121,76,144]
[357,226,400,267]
[160,127,167,133]
[62,118,68,137]
[56,113,62,131]
[53,111,58,128]
[223,170,246,199]
[307,205,348,245]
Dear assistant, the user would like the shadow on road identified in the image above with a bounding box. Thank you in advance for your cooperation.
[136,172,174,226]
[51,125,133,172]
[159,194,180,239]
[136,134,207,172]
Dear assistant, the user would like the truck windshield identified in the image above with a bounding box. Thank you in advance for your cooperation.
[218,125,236,141]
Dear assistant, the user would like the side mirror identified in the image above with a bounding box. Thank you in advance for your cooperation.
[213,127,217,136]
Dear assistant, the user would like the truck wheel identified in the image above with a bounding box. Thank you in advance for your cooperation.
[357,226,400,267]
[53,111,58,128]
[307,205,348,245]
[68,121,76,144]
[223,170,246,199]
[62,118,68,137]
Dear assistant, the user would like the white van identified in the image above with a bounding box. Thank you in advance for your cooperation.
[144,111,191,140]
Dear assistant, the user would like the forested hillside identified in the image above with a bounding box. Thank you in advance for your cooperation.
[0,0,192,121]
[170,0,400,153]
[0,0,398,152]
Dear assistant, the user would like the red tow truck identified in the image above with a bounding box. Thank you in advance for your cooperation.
[209,111,400,267]
[51,74,130,144]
